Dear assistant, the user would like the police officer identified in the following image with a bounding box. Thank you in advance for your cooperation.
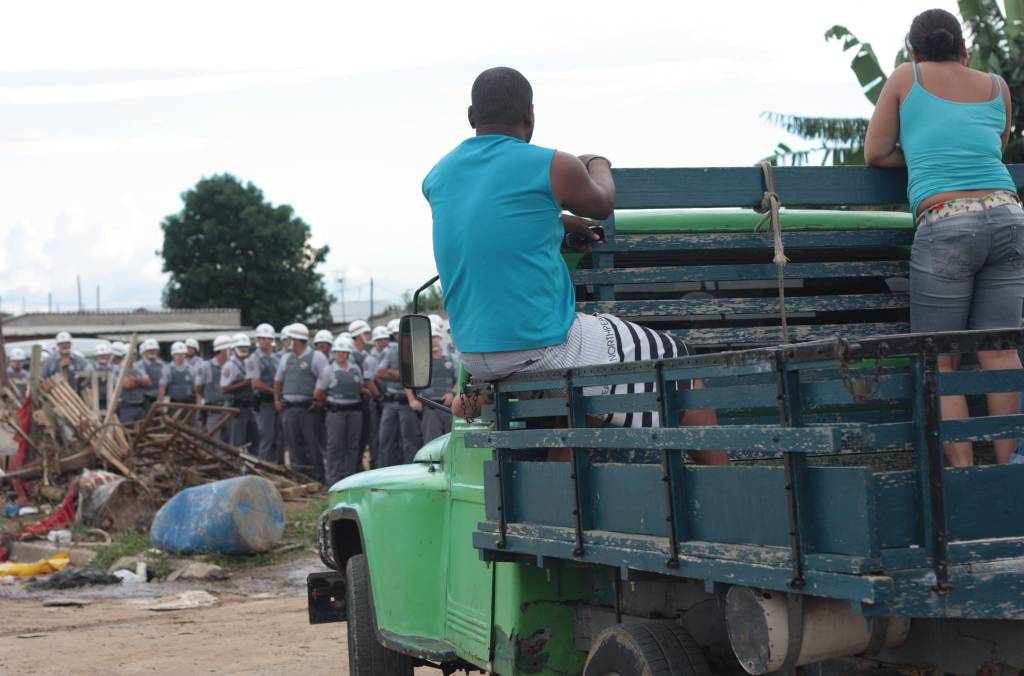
[159,342,196,404]
[185,338,202,369]
[91,342,115,413]
[314,336,367,484]
[137,339,164,413]
[113,345,151,423]
[363,326,391,468]
[221,333,259,449]
[6,348,29,400]
[376,319,423,466]
[195,334,233,439]
[42,331,91,397]
[247,323,281,463]
[313,330,334,358]
[274,323,329,483]
[414,330,458,443]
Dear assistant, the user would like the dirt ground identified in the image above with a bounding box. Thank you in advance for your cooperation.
[0,554,439,675]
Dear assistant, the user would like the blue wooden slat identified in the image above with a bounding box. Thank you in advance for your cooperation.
[578,293,908,317]
[609,165,1024,209]
[465,425,842,454]
[941,413,1024,442]
[666,323,911,347]
[573,261,910,286]
[945,464,1024,541]
[588,463,666,536]
[676,383,778,410]
[939,368,1024,396]
[601,229,915,252]
[799,373,914,407]
[866,563,1024,619]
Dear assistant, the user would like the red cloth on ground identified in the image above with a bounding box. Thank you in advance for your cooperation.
[20,483,78,535]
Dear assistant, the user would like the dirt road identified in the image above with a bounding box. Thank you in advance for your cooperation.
[0,555,438,675]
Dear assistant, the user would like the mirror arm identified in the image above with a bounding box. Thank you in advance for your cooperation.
[415,392,453,416]
[413,275,440,314]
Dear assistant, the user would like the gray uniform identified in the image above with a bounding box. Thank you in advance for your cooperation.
[318,361,364,485]
[221,355,258,449]
[160,362,196,402]
[42,352,91,396]
[377,343,423,467]
[275,348,329,483]
[420,352,457,443]
[246,350,281,463]
[196,358,229,440]
[363,351,382,467]
[6,366,29,400]
[139,357,164,405]
[114,361,149,423]
[92,360,114,411]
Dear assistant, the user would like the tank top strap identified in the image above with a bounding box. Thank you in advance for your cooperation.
[912,61,919,84]
[990,73,1000,99]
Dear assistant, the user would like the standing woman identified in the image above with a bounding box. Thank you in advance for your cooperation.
[866,9,1023,466]
[315,337,368,485]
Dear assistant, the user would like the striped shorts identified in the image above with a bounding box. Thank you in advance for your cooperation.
[461,313,690,428]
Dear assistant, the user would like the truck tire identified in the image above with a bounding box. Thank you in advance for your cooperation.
[345,554,413,676]
[584,621,712,676]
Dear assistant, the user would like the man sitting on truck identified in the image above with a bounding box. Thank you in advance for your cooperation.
[423,66,727,465]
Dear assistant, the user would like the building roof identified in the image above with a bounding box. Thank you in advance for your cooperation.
[3,308,244,338]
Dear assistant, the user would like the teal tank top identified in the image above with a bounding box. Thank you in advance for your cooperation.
[899,63,1014,215]
[424,135,573,352]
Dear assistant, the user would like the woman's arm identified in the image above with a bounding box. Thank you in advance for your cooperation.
[1000,75,1012,151]
[865,65,912,168]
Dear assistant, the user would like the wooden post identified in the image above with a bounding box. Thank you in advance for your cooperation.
[98,334,137,473]
[0,314,8,390]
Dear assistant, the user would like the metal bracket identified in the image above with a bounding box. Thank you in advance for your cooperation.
[921,341,951,593]
[778,592,805,672]
[566,370,586,558]
[655,361,681,568]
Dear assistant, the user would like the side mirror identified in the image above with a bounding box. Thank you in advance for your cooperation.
[399,315,433,390]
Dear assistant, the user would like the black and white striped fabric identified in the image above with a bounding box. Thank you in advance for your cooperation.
[463,313,691,428]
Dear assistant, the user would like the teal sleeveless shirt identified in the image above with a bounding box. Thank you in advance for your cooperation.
[424,135,574,352]
[899,63,1014,215]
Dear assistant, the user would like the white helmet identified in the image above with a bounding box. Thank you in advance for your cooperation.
[432,329,444,339]
[110,342,128,358]
[213,335,234,353]
[170,341,188,356]
[233,333,251,350]
[282,323,309,341]
[347,320,371,337]
[255,323,276,339]
[55,331,72,343]
[338,331,352,342]
[386,319,400,335]
[93,342,112,357]
[332,337,354,353]
[429,314,444,331]
[185,338,200,351]
[9,348,27,361]
[140,338,160,354]
[313,329,334,345]
[371,326,390,341]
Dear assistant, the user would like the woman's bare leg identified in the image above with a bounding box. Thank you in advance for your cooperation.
[939,354,973,467]
[977,349,1022,464]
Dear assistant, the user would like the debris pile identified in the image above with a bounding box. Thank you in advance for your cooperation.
[1,374,319,543]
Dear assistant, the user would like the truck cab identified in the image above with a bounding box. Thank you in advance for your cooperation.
[309,165,1024,675]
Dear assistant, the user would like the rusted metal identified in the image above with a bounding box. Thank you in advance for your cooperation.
[922,340,951,593]
[654,361,680,568]
[566,371,586,558]
[493,391,511,550]
[775,350,806,590]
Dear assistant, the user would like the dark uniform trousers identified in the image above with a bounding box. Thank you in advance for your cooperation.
[378,398,423,466]
[281,404,326,483]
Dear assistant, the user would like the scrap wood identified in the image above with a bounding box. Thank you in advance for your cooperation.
[39,375,133,477]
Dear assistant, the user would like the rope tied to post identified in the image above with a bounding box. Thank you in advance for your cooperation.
[754,161,790,344]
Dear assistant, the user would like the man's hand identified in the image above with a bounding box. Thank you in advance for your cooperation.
[409,398,423,413]
[274,398,285,412]
[561,214,602,251]
[442,392,454,407]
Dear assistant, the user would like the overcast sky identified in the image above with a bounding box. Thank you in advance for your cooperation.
[0,0,959,317]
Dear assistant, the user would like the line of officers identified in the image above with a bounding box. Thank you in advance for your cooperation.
[5,318,460,486]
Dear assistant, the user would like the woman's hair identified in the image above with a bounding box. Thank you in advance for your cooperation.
[907,9,966,61]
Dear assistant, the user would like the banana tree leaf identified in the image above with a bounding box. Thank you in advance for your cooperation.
[826,25,887,104]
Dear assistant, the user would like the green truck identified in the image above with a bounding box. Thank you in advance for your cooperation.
[308,166,1024,675]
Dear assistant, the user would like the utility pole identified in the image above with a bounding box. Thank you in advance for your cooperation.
[369,278,374,319]
[335,272,346,322]
[77,275,83,311]
[48,293,52,313]
[96,285,100,312]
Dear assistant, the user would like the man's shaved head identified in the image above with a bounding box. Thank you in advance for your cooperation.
[470,67,533,128]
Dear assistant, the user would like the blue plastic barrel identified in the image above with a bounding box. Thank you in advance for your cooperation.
[150,476,285,554]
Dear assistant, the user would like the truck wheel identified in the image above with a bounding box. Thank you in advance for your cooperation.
[584,622,712,676]
[345,554,413,676]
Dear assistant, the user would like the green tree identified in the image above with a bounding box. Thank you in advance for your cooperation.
[765,1,1024,165]
[402,283,444,313]
[160,174,334,328]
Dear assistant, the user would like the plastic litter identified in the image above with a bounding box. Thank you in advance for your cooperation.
[3,503,18,518]
[0,553,70,578]
[17,506,39,516]
[28,566,121,590]
[113,562,148,584]
[47,530,72,544]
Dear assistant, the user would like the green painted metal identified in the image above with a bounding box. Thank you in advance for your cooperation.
[613,208,913,234]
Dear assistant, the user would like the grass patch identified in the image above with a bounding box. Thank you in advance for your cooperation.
[90,530,151,570]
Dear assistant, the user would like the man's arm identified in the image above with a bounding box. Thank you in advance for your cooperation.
[550,151,615,218]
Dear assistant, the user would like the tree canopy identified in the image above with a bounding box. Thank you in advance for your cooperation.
[160,174,334,328]
[764,0,1024,165]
